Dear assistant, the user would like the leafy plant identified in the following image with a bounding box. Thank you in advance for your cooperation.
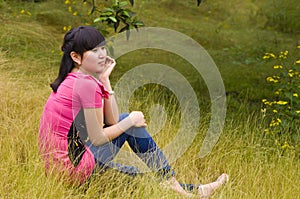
[261,46,300,155]
[87,0,202,38]
[92,0,144,39]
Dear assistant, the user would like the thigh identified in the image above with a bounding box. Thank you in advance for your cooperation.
[86,132,129,165]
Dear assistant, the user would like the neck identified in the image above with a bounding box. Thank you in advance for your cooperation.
[78,68,93,76]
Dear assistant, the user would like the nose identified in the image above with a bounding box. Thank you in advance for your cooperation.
[99,48,107,57]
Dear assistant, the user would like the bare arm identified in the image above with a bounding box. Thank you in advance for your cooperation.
[83,108,147,146]
[102,79,119,125]
[97,56,119,125]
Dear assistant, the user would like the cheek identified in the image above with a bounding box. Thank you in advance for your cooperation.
[100,49,107,57]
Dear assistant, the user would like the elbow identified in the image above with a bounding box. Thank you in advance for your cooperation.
[89,134,109,146]
[105,117,119,126]
[89,138,106,146]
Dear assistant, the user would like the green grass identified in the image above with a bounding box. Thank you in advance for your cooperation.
[1,0,300,198]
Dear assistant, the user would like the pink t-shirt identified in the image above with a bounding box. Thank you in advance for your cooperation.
[38,72,109,184]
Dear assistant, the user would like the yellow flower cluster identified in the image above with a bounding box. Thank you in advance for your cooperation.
[63,26,72,32]
[287,69,300,78]
[269,118,281,127]
[20,9,32,16]
[263,52,276,59]
[266,76,280,83]
[279,50,288,59]
[262,99,274,106]
[262,99,290,106]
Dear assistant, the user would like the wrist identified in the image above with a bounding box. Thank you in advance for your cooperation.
[108,90,114,95]
[99,77,110,84]
[117,116,134,132]
[99,79,112,91]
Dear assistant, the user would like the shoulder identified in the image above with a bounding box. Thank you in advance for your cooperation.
[73,73,109,98]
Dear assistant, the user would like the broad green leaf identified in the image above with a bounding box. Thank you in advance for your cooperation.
[119,1,128,7]
[109,16,117,23]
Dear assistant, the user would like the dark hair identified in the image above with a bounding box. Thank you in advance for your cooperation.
[50,26,106,92]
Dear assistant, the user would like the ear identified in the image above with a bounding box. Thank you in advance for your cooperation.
[70,51,82,65]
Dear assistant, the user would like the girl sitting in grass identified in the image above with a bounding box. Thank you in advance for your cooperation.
[38,26,228,198]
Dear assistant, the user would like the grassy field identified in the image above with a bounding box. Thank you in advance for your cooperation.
[0,0,299,198]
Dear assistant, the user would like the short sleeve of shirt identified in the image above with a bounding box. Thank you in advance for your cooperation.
[74,74,108,108]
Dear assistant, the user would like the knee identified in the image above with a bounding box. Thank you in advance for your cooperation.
[119,113,130,122]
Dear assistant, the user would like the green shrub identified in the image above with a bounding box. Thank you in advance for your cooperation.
[259,0,300,33]
[261,46,300,156]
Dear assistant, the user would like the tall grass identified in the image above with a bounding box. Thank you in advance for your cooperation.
[1,70,299,198]
[1,0,299,198]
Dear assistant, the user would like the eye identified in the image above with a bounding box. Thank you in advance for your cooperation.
[91,48,98,52]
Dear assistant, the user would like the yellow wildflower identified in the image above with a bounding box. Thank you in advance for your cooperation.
[296,60,300,64]
[63,25,72,32]
[263,55,270,59]
[266,77,274,82]
[277,101,288,105]
[274,91,280,95]
[270,118,282,127]
[273,65,283,69]
[73,11,78,16]
[293,93,298,97]
[277,118,281,123]
[261,108,266,115]
[20,9,25,14]
[296,110,300,114]
[263,52,276,59]
[264,129,270,135]
[273,109,278,113]
[68,6,72,13]
[281,141,290,150]
[65,0,70,4]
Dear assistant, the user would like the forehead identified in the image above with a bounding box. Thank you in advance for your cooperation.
[93,44,106,49]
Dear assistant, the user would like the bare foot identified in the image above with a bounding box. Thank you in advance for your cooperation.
[198,173,229,198]
[163,177,194,198]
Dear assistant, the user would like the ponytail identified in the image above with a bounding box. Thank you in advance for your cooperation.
[50,53,74,92]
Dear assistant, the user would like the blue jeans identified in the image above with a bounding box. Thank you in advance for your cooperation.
[87,113,198,191]
[87,113,174,178]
